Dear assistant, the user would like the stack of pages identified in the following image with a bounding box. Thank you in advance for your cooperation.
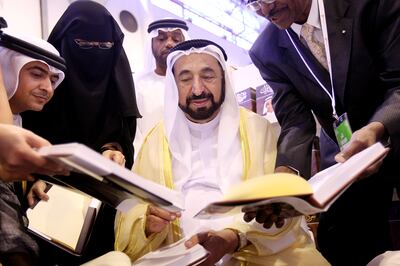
[132,239,209,266]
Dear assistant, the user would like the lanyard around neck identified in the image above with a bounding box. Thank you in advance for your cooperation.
[285,0,338,120]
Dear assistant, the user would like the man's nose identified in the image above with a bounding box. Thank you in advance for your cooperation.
[41,78,54,95]
[165,37,175,49]
[192,77,205,96]
[261,2,275,17]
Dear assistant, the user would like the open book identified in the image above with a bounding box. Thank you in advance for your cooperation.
[36,143,184,212]
[195,142,387,219]
[132,238,209,266]
[26,184,100,256]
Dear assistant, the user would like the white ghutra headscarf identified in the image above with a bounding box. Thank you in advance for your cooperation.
[0,30,65,126]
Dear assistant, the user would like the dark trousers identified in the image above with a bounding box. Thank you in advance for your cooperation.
[317,172,393,266]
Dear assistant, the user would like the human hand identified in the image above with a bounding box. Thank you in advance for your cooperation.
[102,150,126,166]
[240,166,295,228]
[0,124,69,182]
[242,203,285,229]
[275,165,299,175]
[27,180,49,208]
[145,205,181,237]
[184,229,239,265]
[335,122,389,178]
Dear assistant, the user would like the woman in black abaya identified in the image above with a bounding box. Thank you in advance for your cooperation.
[23,1,140,169]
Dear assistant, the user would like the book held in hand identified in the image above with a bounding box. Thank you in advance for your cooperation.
[36,143,184,212]
[195,142,387,219]
[132,238,209,266]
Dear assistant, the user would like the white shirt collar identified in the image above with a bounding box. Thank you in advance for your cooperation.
[291,0,321,37]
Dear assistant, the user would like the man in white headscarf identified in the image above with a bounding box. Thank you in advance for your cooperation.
[0,31,65,127]
[133,18,189,154]
[115,39,329,265]
[0,29,65,266]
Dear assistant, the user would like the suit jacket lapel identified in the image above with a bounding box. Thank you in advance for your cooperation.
[277,1,352,108]
[325,0,352,104]
[279,27,332,91]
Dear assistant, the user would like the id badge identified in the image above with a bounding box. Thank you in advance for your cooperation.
[333,112,352,150]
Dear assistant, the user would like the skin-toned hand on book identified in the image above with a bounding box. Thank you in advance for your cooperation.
[0,124,69,182]
[27,180,49,207]
[241,165,295,229]
[242,203,286,229]
[145,205,181,237]
[335,122,389,179]
[184,229,238,265]
[102,150,126,167]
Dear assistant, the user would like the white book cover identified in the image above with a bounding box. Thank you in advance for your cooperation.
[37,143,184,212]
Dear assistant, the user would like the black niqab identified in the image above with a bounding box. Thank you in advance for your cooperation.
[22,1,140,168]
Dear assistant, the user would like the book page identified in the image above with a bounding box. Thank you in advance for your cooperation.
[194,196,325,219]
[132,238,209,266]
[242,196,325,216]
[309,142,386,207]
[27,185,91,250]
[307,163,341,191]
[221,173,313,203]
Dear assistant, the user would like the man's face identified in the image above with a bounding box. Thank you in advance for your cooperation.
[256,0,311,29]
[9,61,59,113]
[173,53,225,123]
[152,29,185,69]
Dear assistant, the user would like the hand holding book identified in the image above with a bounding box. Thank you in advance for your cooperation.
[185,229,239,265]
[243,202,288,229]
[145,205,181,237]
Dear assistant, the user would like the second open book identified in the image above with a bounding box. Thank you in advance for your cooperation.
[195,142,387,219]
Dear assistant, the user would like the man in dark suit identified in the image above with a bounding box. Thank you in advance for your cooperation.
[247,0,400,265]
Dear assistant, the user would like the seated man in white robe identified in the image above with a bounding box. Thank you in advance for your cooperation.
[134,18,189,154]
[114,39,330,265]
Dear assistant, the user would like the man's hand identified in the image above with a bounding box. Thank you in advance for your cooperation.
[242,165,295,228]
[27,180,49,208]
[0,124,69,182]
[335,122,389,179]
[242,203,285,229]
[102,150,126,166]
[184,229,238,266]
[145,205,181,237]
